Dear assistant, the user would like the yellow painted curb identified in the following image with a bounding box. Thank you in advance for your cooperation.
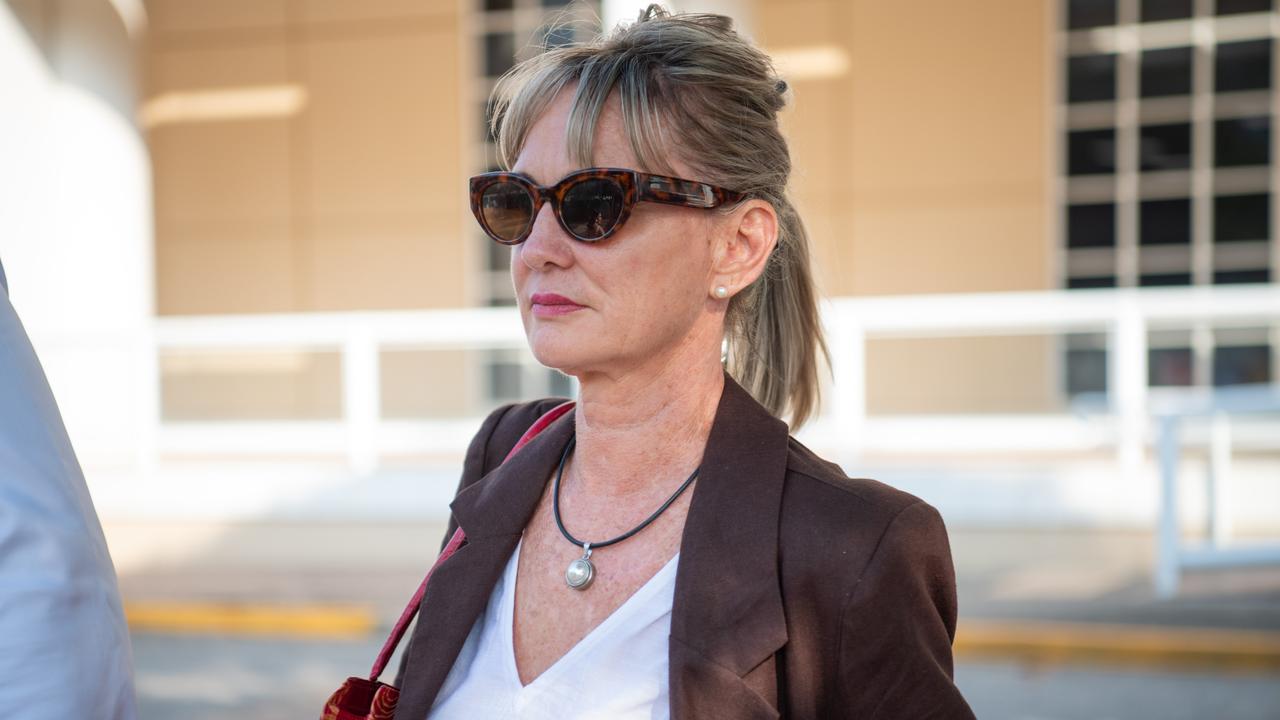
[956,619,1280,672]
[126,602,378,639]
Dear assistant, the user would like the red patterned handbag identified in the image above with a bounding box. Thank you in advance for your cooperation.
[321,401,576,720]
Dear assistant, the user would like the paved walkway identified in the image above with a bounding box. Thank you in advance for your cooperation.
[113,522,1280,669]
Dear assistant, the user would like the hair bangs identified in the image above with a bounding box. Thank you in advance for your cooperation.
[491,54,572,171]
[493,50,679,178]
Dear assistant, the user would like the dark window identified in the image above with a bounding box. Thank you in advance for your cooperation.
[1067,275,1118,288]
[1141,47,1193,97]
[1216,39,1272,93]
[1215,269,1272,283]
[487,359,522,398]
[1215,117,1271,166]
[482,0,514,9]
[1140,272,1194,285]
[1140,123,1192,171]
[1215,193,1270,242]
[482,101,496,142]
[549,369,574,397]
[1143,0,1193,21]
[543,24,576,49]
[1069,0,1117,28]
[1217,0,1273,14]
[1214,345,1272,386]
[1068,203,1117,247]
[484,32,516,77]
[1149,348,1194,386]
[1140,198,1192,244]
[486,235,510,271]
[1069,129,1117,174]
[1068,54,1117,103]
[1067,349,1108,394]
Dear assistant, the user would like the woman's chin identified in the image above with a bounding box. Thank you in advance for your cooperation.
[526,336,592,377]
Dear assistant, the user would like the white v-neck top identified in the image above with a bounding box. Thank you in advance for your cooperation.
[427,538,679,719]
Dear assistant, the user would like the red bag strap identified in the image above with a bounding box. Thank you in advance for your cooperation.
[504,400,576,462]
[367,400,576,681]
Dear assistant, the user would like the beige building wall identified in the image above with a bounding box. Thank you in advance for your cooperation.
[144,0,475,418]
[146,0,471,314]
[758,0,1059,413]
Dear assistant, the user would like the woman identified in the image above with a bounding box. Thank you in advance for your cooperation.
[396,6,974,719]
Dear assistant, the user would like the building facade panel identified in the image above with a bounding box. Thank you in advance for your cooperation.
[759,0,1056,414]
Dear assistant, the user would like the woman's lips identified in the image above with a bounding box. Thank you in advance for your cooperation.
[530,292,586,317]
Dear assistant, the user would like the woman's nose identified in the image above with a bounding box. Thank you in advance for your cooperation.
[517,202,573,270]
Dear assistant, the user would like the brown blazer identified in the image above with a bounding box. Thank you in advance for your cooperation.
[394,372,975,719]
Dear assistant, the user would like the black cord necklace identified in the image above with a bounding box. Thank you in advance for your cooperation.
[552,434,699,590]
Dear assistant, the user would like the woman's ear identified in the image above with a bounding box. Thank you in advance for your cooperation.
[709,199,778,298]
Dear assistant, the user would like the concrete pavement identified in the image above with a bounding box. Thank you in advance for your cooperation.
[112,522,1280,671]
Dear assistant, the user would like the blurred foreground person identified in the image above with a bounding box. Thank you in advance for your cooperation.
[393,6,974,719]
[0,258,138,718]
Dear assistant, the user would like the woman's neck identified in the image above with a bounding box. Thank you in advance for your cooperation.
[569,350,725,499]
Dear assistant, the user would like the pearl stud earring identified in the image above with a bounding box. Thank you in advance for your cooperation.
[713,285,729,299]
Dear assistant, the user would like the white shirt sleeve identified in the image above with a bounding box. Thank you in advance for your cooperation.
[0,258,138,719]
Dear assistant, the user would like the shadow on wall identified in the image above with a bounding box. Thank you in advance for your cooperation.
[5,0,139,120]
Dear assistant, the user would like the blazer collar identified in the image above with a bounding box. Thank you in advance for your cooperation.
[667,372,790,719]
[394,371,789,719]
[449,402,576,540]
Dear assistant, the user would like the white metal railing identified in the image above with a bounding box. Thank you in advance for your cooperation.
[1154,385,1280,598]
[149,285,1280,471]
[823,285,1280,465]
[152,306,529,474]
[144,286,1280,541]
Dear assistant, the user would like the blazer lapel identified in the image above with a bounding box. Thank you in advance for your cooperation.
[392,409,576,720]
[394,373,789,720]
[669,372,790,720]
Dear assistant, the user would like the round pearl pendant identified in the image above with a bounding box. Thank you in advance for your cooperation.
[565,557,595,590]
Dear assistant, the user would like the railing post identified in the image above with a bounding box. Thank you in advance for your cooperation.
[137,326,160,480]
[1110,294,1148,474]
[828,307,866,460]
[342,332,381,475]
[1207,410,1233,548]
[1156,414,1182,599]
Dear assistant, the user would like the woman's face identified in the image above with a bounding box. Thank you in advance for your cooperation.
[509,88,725,381]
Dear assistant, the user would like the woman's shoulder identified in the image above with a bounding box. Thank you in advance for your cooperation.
[783,436,931,522]
[777,436,958,626]
[779,435,952,567]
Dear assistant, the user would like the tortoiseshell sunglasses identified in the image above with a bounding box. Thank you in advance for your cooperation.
[469,167,745,245]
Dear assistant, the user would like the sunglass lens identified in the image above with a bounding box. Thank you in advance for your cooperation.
[480,182,534,242]
[561,178,625,240]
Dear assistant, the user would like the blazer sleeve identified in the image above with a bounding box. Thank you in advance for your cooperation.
[837,501,975,719]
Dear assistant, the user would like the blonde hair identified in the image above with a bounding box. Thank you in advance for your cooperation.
[490,4,829,428]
